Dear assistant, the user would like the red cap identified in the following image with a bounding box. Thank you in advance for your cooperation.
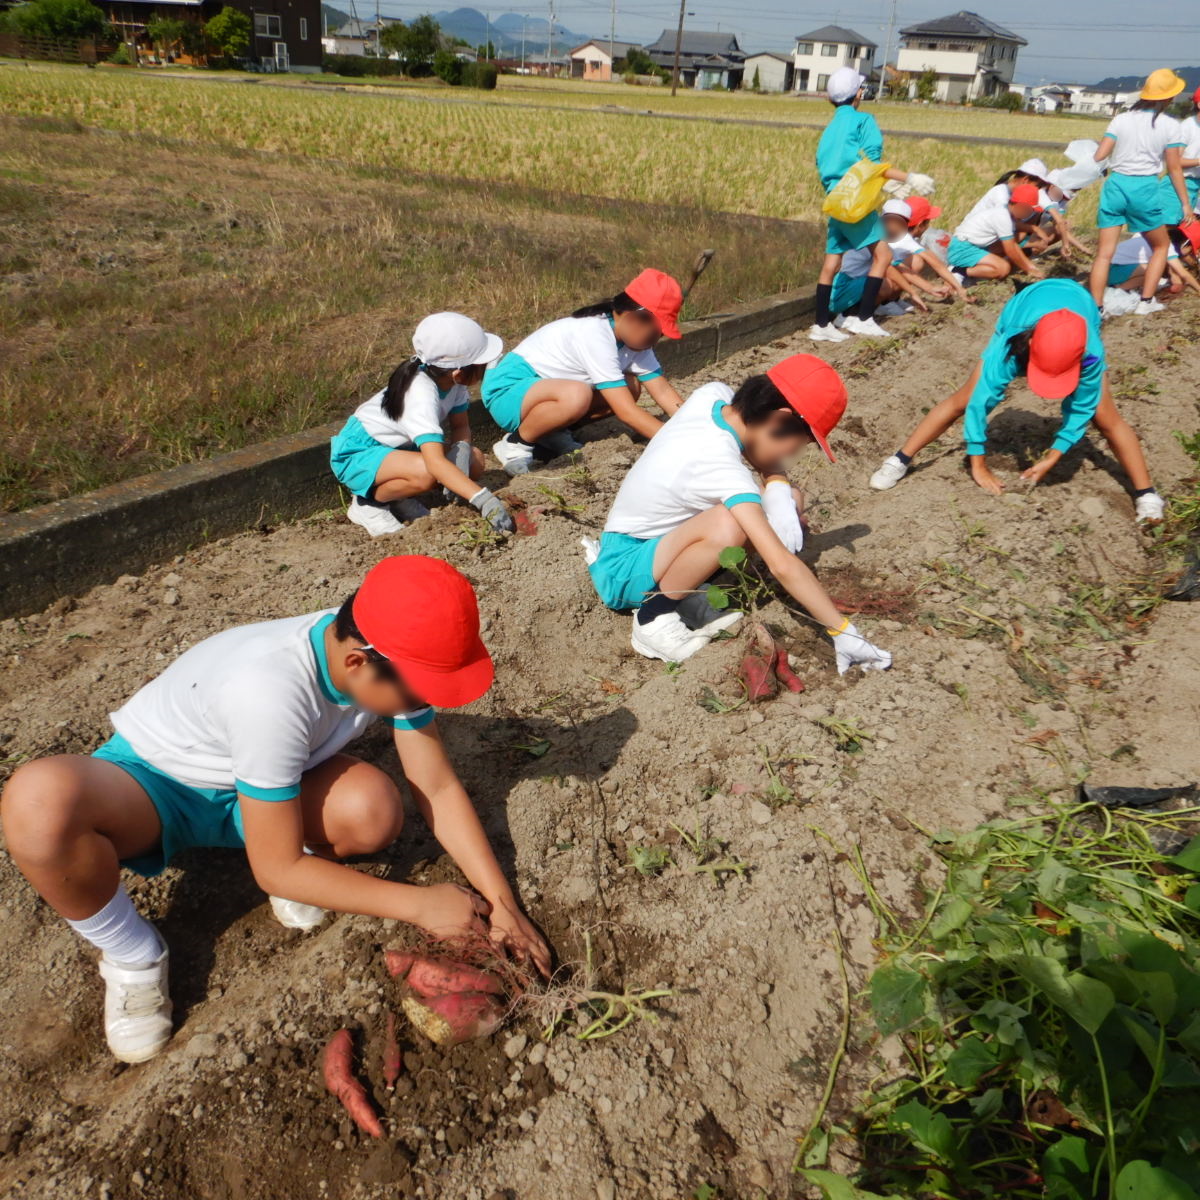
[1193,85,1200,105]
[625,269,684,340]
[905,195,942,227]
[1179,218,1200,255]
[1028,309,1088,400]
[1010,183,1042,212]
[765,354,848,463]
[352,555,493,708]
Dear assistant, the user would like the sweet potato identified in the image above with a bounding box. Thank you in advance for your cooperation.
[384,949,416,979]
[384,950,504,998]
[322,1028,383,1138]
[773,648,805,694]
[739,623,779,702]
[401,991,506,1046]
[383,1011,403,1089]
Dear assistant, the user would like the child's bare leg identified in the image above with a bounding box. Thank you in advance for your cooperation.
[1089,225,1122,304]
[517,379,593,442]
[297,754,404,860]
[818,252,844,287]
[896,363,980,459]
[372,450,437,503]
[652,506,747,599]
[966,253,1011,280]
[1091,381,1152,492]
[1139,226,1171,300]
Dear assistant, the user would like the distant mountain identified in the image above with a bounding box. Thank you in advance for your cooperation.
[321,3,350,31]
[1089,66,1200,92]
[433,7,589,53]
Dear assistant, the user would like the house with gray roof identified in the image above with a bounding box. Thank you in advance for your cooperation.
[897,10,1026,102]
[642,29,744,88]
[792,24,875,95]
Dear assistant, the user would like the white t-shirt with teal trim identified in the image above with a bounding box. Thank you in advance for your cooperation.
[954,204,1015,249]
[603,382,761,540]
[1179,115,1200,180]
[111,611,433,799]
[353,373,470,449]
[1112,234,1179,268]
[512,315,662,391]
[1103,110,1184,176]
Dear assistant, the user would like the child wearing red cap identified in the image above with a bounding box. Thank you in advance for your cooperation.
[890,196,975,306]
[869,280,1164,523]
[946,185,1047,282]
[585,353,893,672]
[331,313,513,538]
[484,269,686,476]
[1,556,549,1064]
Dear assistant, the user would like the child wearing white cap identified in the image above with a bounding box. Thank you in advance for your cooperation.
[811,66,934,344]
[960,159,1053,251]
[330,313,513,539]
[947,184,1047,282]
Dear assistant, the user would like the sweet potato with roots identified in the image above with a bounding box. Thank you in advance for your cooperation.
[385,951,505,998]
[322,1028,383,1138]
[774,648,805,694]
[401,991,507,1047]
[738,623,804,700]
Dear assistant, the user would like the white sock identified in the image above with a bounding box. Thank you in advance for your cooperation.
[66,884,163,967]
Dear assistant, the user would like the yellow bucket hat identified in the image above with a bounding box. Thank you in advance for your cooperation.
[1141,68,1185,101]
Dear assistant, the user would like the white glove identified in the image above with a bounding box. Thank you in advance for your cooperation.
[469,488,515,534]
[907,172,936,197]
[831,622,892,675]
[882,178,912,199]
[762,480,804,554]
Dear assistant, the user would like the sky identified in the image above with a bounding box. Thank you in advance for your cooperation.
[359,0,1194,87]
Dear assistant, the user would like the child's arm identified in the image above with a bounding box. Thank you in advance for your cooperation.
[1001,237,1046,279]
[395,723,551,975]
[641,374,683,416]
[447,410,472,446]
[419,440,479,504]
[598,385,664,439]
[1168,257,1200,296]
[1094,137,1115,164]
[885,264,931,310]
[1165,148,1191,217]
[913,250,975,302]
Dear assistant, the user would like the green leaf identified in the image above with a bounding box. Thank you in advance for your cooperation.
[802,1125,830,1168]
[1118,1007,1163,1072]
[1172,836,1200,873]
[515,737,552,758]
[1115,1160,1200,1200]
[1177,1011,1200,1059]
[1042,1135,1097,1200]
[1184,884,1200,914]
[945,1037,999,1088]
[705,584,730,611]
[928,896,974,940]
[798,1169,903,1200]
[968,1087,1004,1122]
[1089,963,1177,1025]
[870,962,927,1035]
[1005,954,1115,1034]
[717,545,747,570]
[887,1100,961,1166]
[1161,1050,1200,1089]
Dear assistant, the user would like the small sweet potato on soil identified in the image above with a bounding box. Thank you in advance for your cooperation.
[322,1028,383,1138]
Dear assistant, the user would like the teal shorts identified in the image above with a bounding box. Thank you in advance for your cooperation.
[826,210,883,255]
[1107,263,1138,287]
[588,531,662,611]
[93,733,245,876]
[481,353,540,433]
[1097,173,1163,233]
[830,272,867,315]
[330,416,408,499]
[947,237,990,269]
[1159,174,1200,227]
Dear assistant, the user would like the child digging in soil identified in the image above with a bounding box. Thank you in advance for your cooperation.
[484,269,686,477]
[331,313,512,538]
[946,183,1047,283]
[886,196,974,308]
[0,556,550,1064]
[584,353,893,672]
[810,66,935,343]
[868,279,1165,524]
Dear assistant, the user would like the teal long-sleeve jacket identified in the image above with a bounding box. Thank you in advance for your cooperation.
[963,280,1105,457]
[815,106,884,194]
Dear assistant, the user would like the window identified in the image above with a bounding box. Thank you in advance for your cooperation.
[820,43,838,56]
[816,73,829,91]
[255,13,281,37]
[795,41,813,55]
[848,44,859,58]
[299,17,308,39]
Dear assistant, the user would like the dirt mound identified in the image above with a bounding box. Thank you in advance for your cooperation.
[1,285,1198,1199]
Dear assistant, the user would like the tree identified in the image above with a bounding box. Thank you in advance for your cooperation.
[146,15,187,57]
[915,66,938,102]
[204,5,250,58]
[433,46,463,84]
[0,0,109,41]
[751,65,761,92]
[379,14,439,70]
[475,39,495,59]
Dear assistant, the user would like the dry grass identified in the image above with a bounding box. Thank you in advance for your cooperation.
[0,114,820,510]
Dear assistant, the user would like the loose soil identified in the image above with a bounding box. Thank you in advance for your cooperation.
[0,285,1198,1200]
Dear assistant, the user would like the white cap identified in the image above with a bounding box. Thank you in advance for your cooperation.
[827,66,864,103]
[882,198,913,219]
[412,312,503,369]
[1017,157,1049,180]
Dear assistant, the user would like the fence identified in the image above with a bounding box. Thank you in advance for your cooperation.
[0,33,108,64]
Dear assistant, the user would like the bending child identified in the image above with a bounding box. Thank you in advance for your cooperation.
[331,313,512,538]
[483,269,686,476]
[946,184,1046,282]
[1,556,550,1063]
[586,354,892,673]
[810,66,934,343]
[889,196,974,305]
[868,279,1165,524]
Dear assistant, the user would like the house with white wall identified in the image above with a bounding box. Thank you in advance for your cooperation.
[791,25,875,95]
[897,10,1025,102]
[743,51,794,93]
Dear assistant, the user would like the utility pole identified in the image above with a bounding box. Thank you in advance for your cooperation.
[880,0,898,98]
[547,0,554,70]
[669,0,685,97]
[521,13,526,73]
[608,0,615,79]
[374,0,380,57]
[485,9,490,59]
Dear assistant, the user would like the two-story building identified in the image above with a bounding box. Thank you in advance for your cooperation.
[642,29,743,89]
[742,51,794,93]
[896,10,1025,103]
[791,24,875,96]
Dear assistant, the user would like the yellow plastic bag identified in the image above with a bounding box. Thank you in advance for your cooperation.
[822,155,890,224]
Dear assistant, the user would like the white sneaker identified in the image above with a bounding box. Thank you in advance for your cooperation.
[99,946,172,1063]
[269,895,326,931]
[630,611,711,662]
[692,610,745,639]
[842,315,892,338]
[492,435,534,476]
[808,323,850,344]
[1135,492,1165,524]
[391,497,430,523]
[347,497,404,537]
[1134,297,1165,315]
[870,455,910,491]
[875,300,913,317]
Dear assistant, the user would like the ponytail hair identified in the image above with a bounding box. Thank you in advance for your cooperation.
[571,290,645,320]
[993,169,1019,188]
[1132,96,1168,125]
[380,357,454,421]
